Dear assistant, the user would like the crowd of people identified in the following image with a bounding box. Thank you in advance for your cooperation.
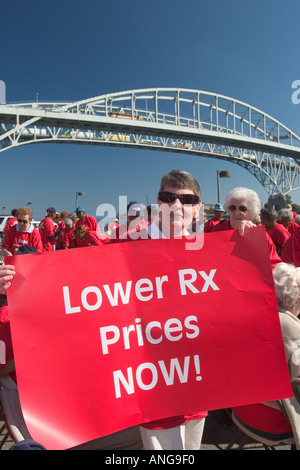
[2,193,300,262]
[0,169,300,450]
[0,202,159,256]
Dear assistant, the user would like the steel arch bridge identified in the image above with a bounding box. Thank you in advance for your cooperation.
[1,87,300,198]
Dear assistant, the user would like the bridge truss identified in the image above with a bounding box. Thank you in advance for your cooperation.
[0,88,300,197]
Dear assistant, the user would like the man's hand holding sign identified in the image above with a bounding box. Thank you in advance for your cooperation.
[5,227,292,450]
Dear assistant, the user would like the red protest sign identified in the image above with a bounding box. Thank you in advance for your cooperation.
[7,227,292,449]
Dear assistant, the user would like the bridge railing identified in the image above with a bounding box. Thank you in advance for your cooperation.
[3,88,300,149]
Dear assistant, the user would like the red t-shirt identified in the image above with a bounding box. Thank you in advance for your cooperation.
[265,223,290,250]
[204,217,223,233]
[110,218,149,242]
[75,231,109,247]
[63,227,75,248]
[2,224,43,254]
[281,226,300,266]
[119,219,150,241]
[278,220,298,236]
[39,217,56,252]
[55,221,65,249]
[75,215,99,233]
[3,217,17,236]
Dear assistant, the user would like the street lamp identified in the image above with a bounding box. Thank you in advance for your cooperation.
[27,202,32,207]
[216,171,231,203]
[1,206,6,213]
[76,191,84,209]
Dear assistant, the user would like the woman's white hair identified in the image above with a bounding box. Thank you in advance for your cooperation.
[223,187,262,218]
[273,262,300,314]
[277,208,293,222]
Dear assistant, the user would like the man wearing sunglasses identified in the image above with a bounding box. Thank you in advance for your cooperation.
[1,206,43,255]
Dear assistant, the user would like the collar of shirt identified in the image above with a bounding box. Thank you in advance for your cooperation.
[16,223,34,233]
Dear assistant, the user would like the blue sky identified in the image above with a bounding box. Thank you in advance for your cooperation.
[0,0,299,220]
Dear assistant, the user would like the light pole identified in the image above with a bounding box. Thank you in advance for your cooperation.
[216,171,231,203]
[27,202,32,207]
[76,192,84,209]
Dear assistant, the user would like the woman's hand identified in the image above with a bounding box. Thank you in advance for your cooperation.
[238,220,256,236]
[0,264,16,295]
[0,248,12,257]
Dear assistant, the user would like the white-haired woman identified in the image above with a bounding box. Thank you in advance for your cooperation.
[231,262,300,449]
[278,208,298,236]
[212,187,281,268]
[213,187,261,232]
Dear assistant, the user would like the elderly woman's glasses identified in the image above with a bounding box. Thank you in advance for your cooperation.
[228,205,248,213]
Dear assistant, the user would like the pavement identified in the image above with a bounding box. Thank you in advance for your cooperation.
[0,406,292,451]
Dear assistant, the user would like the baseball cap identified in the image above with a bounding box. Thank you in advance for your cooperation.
[127,201,142,217]
[214,203,224,212]
[76,206,85,212]
[46,207,56,214]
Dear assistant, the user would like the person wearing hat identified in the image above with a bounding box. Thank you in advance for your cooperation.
[75,206,100,234]
[39,207,58,252]
[110,201,148,242]
[204,203,225,233]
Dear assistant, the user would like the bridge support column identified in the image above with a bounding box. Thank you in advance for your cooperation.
[267,194,286,210]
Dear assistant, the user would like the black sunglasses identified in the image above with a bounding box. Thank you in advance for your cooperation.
[228,205,248,213]
[18,219,30,224]
[158,191,200,205]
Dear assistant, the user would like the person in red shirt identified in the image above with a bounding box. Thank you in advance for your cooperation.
[260,208,290,256]
[55,211,69,250]
[281,225,300,266]
[75,206,100,234]
[39,207,57,252]
[73,225,109,247]
[110,201,149,242]
[277,208,298,236]
[2,206,43,255]
[106,219,119,235]
[204,203,225,233]
[3,209,18,237]
[212,187,281,269]
[285,204,297,220]
[63,218,75,249]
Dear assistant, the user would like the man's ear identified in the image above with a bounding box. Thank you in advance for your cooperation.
[193,202,202,219]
